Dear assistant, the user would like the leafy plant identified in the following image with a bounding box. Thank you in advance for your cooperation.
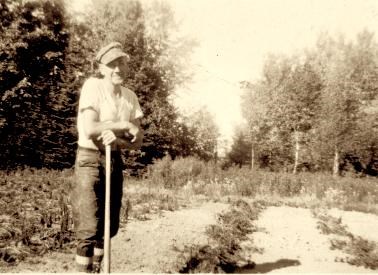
[178,199,264,273]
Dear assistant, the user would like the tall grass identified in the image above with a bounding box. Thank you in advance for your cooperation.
[146,156,218,188]
[147,157,378,213]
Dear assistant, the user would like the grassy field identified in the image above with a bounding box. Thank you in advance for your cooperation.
[1,156,377,267]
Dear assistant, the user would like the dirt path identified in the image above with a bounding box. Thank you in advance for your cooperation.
[110,201,229,273]
[242,206,376,273]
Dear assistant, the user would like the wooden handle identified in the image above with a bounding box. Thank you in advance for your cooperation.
[104,145,111,274]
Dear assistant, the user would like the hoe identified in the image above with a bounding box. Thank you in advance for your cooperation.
[104,145,111,274]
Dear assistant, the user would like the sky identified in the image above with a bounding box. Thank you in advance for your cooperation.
[167,0,378,145]
[70,0,378,147]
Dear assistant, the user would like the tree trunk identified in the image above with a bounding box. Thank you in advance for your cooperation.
[214,143,218,164]
[251,144,255,170]
[333,146,340,177]
[293,131,300,174]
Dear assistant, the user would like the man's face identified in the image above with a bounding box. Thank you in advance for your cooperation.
[100,57,128,85]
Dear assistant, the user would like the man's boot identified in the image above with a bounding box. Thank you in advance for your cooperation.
[92,240,104,273]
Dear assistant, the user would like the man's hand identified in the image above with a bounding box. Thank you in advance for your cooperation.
[117,121,143,150]
[97,130,117,146]
[127,123,143,143]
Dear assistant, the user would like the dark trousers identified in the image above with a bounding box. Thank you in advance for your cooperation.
[70,147,124,270]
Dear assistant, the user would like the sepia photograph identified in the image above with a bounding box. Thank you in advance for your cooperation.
[0,0,377,273]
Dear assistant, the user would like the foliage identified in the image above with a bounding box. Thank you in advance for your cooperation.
[146,157,378,213]
[0,0,72,169]
[315,210,351,237]
[138,155,378,222]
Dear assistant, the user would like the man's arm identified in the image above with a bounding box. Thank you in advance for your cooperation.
[82,108,138,139]
[115,118,144,150]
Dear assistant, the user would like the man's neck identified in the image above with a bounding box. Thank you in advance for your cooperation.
[102,79,121,96]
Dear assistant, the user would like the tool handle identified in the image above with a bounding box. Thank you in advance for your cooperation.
[104,145,111,274]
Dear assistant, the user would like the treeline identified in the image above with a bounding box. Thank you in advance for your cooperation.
[229,31,378,176]
[0,0,219,172]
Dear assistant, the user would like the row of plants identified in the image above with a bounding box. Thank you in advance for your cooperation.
[314,209,378,270]
[177,199,265,273]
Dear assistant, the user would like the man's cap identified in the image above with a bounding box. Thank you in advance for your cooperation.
[95,42,129,65]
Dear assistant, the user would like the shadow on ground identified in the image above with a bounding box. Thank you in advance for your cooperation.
[235,259,301,273]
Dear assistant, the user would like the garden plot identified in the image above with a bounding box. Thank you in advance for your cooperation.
[3,203,378,273]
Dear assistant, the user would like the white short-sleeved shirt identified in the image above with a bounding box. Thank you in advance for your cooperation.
[77,77,143,150]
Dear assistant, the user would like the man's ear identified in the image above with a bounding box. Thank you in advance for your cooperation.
[98,63,107,75]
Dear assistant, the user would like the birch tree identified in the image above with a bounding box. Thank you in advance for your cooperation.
[242,55,321,173]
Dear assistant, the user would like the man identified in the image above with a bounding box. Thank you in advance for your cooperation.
[71,42,143,273]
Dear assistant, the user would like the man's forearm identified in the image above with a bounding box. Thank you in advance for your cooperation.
[85,121,133,139]
[115,137,143,150]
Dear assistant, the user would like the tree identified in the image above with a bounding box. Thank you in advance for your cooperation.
[283,59,322,174]
[180,107,219,161]
[241,81,271,170]
[0,0,70,169]
[313,31,378,176]
[242,55,316,172]
[241,31,378,176]
[225,126,251,168]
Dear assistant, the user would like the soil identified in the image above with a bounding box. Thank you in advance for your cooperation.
[2,203,377,273]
